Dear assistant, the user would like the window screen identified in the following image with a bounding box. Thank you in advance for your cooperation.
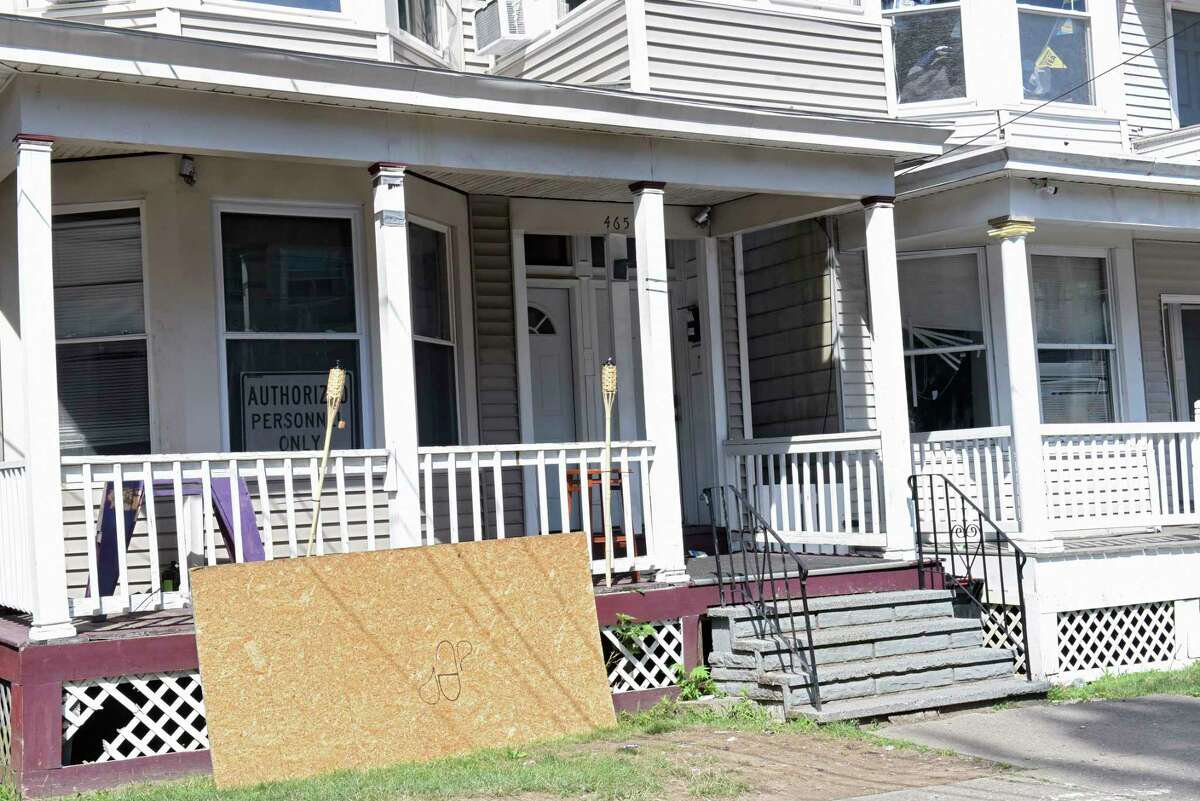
[410,222,459,447]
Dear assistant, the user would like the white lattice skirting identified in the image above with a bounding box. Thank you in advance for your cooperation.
[602,619,684,693]
[982,604,1026,675]
[63,672,208,763]
[1057,602,1177,674]
[0,679,11,781]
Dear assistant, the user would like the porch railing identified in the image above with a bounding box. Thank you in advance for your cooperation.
[416,441,656,576]
[0,462,34,615]
[724,432,887,548]
[911,426,1017,527]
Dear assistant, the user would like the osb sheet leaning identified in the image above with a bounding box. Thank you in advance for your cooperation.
[191,533,615,788]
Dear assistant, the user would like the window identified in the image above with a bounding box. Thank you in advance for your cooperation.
[411,221,459,447]
[54,208,152,456]
[1173,10,1200,128]
[398,0,439,49]
[1032,254,1115,423]
[1018,1,1092,105]
[898,252,991,432]
[252,0,340,10]
[883,0,966,104]
[220,211,365,452]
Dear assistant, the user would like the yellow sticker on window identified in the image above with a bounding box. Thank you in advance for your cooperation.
[1036,46,1068,70]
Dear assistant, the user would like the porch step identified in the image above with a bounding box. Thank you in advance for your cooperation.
[707,589,1042,721]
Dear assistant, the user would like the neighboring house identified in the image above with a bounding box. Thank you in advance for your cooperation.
[1,0,1200,795]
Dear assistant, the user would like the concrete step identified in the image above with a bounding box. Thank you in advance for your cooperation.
[720,595,956,638]
[729,615,983,661]
[785,677,1050,723]
[709,589,955,622]
[713,648,1016,704]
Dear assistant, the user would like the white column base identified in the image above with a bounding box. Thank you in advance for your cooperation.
[28,621,77,642]
[652,566,690,584]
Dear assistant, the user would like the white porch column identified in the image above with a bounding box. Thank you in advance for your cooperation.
[370,163,422,548]
[631,181,687,582]
[986,216,1052,544]
[16,135,74,640]
[861,197,916,560]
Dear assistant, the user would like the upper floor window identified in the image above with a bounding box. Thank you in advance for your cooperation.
[398,0,439,49]
[884,0,966,105]
[1018,1,1092,105]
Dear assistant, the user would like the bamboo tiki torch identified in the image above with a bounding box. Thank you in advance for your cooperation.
[601,358,618,587]
[306,364,347,557]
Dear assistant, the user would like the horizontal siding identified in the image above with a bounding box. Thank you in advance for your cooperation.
[644,0,888,116]
[178,11,382,60]
[1001,110,1127,153]
[1122,0,1174,138]
[460,0,494,72]
[1133,240,1200,422]
[836,249,874,432]
[719,237,744,440]
[493,0,631,87]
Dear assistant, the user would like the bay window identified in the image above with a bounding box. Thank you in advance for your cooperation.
[410,221,459,447]
[883,0,967,105]
[220,210,365,452]
[55,208,152,456]
[1032,254,1116,423]
[1018,1,1092,105]
[898,251,992,432]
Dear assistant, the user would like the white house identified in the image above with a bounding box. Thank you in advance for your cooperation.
[2,0,1200,794]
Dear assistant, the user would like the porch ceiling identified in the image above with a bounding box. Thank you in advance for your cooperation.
[414,169,748,205]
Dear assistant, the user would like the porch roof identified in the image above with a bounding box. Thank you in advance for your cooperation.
[0,15,947,162]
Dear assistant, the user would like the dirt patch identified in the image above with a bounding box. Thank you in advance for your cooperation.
[579,727,996,800]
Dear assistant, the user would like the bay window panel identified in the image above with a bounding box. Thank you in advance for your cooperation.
[1038,349,1114,424]
[890,7,966,104]
[415,341,459,447]
[410,222,452,341]
[1033,255,1110,344]
[58,340,152,456]
[54,209,145,339]
[906,349,990,433]
[222,213,356,334]
[899,253,984,349]
[1019,11,1092,104]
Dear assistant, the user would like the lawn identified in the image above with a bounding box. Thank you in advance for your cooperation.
[23,701,990,801]
[1049,661,1200,702]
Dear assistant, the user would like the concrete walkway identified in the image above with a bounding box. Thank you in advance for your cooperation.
[863,695,1200,800]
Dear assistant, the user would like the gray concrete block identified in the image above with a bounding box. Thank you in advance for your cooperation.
[874,667,955,694]
[892,600,953,621]
[816,605,896,628]
[874,633,949,657]
[950,629,983,648]
[953,660,1015,682]
[707,651,756,669]
[811,643,874,664]
[818,677,877,701]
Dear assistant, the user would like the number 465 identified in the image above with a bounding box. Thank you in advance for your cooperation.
[604,215,631,231]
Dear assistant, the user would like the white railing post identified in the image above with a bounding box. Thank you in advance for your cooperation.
[15,135,74,640]
[862,197,916,559]
[370,163,422,547]
[987,216,1053,545]
[631,182,687,582]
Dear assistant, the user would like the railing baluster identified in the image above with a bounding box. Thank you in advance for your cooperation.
[579,449,591,539]
[229,459,243,563]
[335,456,350,552]
[142,460,161,595]
[364,456,376,552]
[558,448,570,534]
[537,449,549,536]
[81,462,100,610]
[493,450,506,540]
[112,462,129,607]
[619,448,635,557]
[171,461,189,596]
[309,457,324,556]
[470,451,483,542]
[448,452,460,544]
[283,458,298,557]
[255,458,273,560]
[422,452,435,546]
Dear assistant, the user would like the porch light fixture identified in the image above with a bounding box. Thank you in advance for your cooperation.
[692,206,712,228]
[1032,178,1058,196]
[178,155,197,186]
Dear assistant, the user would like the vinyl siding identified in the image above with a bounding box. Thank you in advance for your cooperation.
[177,10,384,60]
[493,0,631,87]
[1121,0,1174,138]
[1133,239,1200,422]
[719,237,744,440]
[460,0,494,72]
[1000,111,1127,153]
[835,249,874,432]
[741,221,840,437]
[468,195,525,533]
[644,0,888,116]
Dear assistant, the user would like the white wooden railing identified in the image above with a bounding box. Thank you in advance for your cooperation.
[724,432,887,547]
[910,427,1017,526]
[0,462,34,615]
[59,450,391,617]
[416,441,656,576]
[1042,424,1200,531]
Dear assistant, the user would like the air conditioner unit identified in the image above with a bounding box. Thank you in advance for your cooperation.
[474,0,547,57]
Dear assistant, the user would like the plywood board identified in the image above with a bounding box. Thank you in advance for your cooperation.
[191,534,615,788]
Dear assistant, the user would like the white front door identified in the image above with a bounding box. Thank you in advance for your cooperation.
[528,286,577,531]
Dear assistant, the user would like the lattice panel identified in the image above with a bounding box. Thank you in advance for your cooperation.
[0,679,11,783]
[602,619,683,693]
[1058,602,1176,674]
[63,672,208,763]
[982,604,1026,675]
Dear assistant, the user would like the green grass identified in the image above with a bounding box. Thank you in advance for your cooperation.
[61,701,928,801]
[1049,662,1200,703]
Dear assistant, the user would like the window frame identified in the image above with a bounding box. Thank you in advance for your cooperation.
[212,200,374,453]
[53,199,158,455]
[1166,3,1200,130]
[1015,0,1096,109]
[1028,245,1122,423]
[898,247,998,432]
[882,0,970,110]
[408,213,464,447]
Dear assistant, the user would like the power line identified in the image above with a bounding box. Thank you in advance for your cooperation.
[897,13,1200,177]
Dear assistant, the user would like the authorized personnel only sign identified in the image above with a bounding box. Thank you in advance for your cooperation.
[241,372,356,452]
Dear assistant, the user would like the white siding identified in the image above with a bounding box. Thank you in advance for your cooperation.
[1133,240,1200,422]
[836,249,874,432]
[460,0,494,73]
[644,0,888,116]
[1001,110,1127,153]
[718,237,744,440]
[493,0,631,87]
[1121,0,1174,139]
[177,10,384,60]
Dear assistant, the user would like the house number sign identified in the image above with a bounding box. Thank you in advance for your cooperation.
[603,215,631,231]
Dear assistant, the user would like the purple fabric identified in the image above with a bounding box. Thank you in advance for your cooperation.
[95,482,145,597]
[209,478,267,562]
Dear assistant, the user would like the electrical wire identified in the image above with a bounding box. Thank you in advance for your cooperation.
[898,13,1200,177]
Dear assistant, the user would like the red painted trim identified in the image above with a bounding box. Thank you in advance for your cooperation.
[0,643,19,681]
[0,617,30,650]
[680,615,702,671]
[611,687,678,714]
[15,682,62,774]
[21,750,212,798]
[20,633,198,683]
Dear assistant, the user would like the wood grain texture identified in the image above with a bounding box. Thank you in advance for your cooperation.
[191,534,614,788]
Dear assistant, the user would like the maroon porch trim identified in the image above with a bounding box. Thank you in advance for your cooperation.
[611,686,679,713]
[20,633,199,683]
[21,751,212,798]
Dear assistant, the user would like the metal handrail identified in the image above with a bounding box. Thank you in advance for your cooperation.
[702,485,822,711]
[908,473,1033,678]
